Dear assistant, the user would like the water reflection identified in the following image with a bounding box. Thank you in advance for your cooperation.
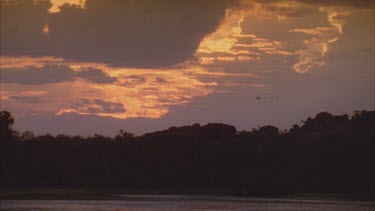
[1,195,375,211]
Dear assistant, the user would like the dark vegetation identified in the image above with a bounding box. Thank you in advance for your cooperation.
[0,110,374,197]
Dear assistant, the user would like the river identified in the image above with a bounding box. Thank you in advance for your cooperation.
[1,195,374,211]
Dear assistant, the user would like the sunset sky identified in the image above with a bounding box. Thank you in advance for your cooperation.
[1,0,374,136]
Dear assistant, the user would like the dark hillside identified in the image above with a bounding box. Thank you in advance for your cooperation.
[1,110,374,196]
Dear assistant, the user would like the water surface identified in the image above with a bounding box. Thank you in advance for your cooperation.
[1,195,374,211]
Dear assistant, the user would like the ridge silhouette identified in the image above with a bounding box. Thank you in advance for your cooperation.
[1,110,374,196]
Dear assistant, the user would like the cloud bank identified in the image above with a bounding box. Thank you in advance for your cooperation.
[1,65,116,85]
[1,0,239,68]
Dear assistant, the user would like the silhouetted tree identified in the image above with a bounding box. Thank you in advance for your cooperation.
[0,111,15,143]
[0,110,374,196]
[20,130,35,141]
[289,124,300,133]
[114,129,134,141]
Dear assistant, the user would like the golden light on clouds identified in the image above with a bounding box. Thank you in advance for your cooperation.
[1,0,372,127]
[196,2,294,66]
[196,1,353,74]
[291,7,351,73]
[196,8,252,64]
[1,59,217,119]
[0,1,353,120]
[198,10,244,53]
[48,0,85,13]
[0,56,64,69]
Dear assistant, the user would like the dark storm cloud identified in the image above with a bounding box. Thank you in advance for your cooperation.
[1,64,116,85]
[93,99,126,113]
[75,68,117,84]
[261,3,314,17]
[298,0,375,8]
[257,0,375,8]
[120,75,147,87]
[1,65,75,85]
[9,95,42,103]
[1,0,240,68]
[254,0,374,19]
[0,0,51,56]
[154,77,168,84]
[74,98,126,114]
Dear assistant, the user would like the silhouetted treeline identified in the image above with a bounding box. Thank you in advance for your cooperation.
[0,110,374,196]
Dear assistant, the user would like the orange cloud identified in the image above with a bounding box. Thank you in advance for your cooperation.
[290,7,351,73]
[1,58,218,119]
[49,0,86,13]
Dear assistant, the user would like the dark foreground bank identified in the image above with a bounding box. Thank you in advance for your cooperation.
[1,110,374,197]
[1,195,375,211]
[1,189,375,202]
